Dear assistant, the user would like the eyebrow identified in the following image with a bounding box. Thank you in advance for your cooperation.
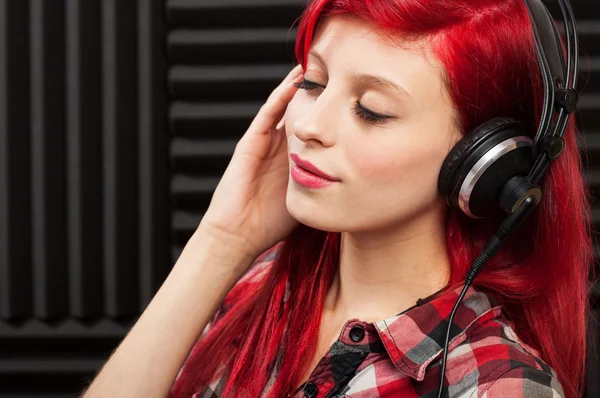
[308,50,412,99]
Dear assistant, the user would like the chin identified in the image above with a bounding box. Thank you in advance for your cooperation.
[286,189,351,232]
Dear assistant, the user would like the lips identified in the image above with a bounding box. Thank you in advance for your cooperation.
[289,153,339,181]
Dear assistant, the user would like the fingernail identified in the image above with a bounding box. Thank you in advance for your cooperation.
[292,74,304,84]
[276,118,285,130]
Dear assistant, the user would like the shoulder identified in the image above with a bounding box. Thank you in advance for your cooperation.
[176,242,284,384]
[203,241,283,330]
[445,312,564,398]
[237,241,283,284]
[474,364,564,397]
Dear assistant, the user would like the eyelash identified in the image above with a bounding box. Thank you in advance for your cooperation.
[293,78,392,124]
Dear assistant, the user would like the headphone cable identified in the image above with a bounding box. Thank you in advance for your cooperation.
[436,195,540,398]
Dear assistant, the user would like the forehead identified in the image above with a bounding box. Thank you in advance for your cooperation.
[311,14,438,66]
[308,15,446,101]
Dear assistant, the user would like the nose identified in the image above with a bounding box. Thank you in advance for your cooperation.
[291,93,337,148]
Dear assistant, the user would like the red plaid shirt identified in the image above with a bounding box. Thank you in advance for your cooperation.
[175,244,564,398]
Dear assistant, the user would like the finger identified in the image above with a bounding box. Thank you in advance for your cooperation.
[245,64,302,134]
[275,117,285,131]
[247,72,303,135]
[279,64,303,87]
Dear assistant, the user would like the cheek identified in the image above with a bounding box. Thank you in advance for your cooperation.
[346,141,406,182]
[345,138,444,193]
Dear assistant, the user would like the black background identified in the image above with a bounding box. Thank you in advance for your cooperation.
[0,0,599,397]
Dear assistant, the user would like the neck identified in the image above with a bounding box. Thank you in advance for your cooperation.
[324,212,451,323]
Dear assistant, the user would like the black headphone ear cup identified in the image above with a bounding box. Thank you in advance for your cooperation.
[438,117,521,200]
[438,117,534,218]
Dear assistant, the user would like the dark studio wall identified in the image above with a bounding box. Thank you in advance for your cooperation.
[0,0,598,397]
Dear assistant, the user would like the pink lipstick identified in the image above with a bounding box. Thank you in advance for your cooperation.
[290,153,339,189]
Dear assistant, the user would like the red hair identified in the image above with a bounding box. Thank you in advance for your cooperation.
[169,1,595,397]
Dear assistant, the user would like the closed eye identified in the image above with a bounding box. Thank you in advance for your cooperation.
[293,78,395,124]
[352,102,392,124]
[293,78,322,92]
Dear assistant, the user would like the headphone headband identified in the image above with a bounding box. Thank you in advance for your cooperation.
[523,0,579,184]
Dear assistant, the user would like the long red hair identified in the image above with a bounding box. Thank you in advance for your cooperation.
[169,1,595,397]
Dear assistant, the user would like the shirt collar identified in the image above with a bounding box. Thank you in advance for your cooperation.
[373,284,502,381]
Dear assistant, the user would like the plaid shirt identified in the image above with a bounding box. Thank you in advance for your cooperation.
[175,244,564,398]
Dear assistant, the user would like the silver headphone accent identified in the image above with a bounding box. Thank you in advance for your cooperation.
[458,136,534,218]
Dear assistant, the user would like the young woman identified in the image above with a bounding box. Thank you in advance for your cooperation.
[82,1,594,397]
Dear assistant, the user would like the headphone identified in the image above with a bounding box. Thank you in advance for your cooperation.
[435,0,579,396]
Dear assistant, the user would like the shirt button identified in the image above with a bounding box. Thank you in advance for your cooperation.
[303,382,318,397]
[349,325,365,342]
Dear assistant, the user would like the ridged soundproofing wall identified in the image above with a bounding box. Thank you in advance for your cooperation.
[0,0,599,396]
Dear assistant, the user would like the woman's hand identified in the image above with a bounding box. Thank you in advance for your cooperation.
[195,64,304,262]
